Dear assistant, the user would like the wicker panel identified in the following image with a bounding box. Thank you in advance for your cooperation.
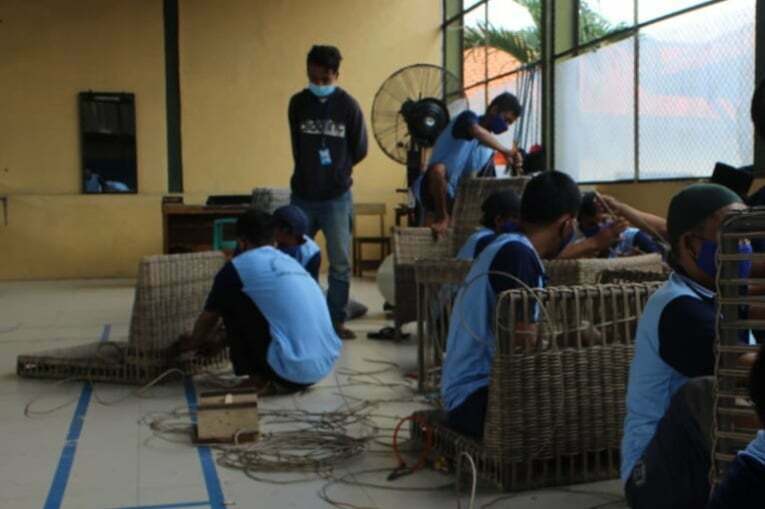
[129,251,225,349]
[597,268,669,285]
[414,258,472,393]
[17,252,229,384]
[251,187,291,213]
[545,253,664,287]
[712,209,763,484]
[393,228,453,328]
[410,283,660,491]
[451,177,530,252]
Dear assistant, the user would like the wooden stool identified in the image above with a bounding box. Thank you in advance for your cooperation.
[353,203,391,276]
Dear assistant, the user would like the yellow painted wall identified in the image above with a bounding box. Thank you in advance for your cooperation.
[178,0,443,246]
[4,0,711,280]
[597,180,697,216]
[0,0,166,279]
[0,0,441,279]
[597,178,765,217]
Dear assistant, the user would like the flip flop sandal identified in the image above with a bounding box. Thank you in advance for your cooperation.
[367,326,410,341]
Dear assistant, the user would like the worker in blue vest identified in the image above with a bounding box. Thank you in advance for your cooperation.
[708,344,765,508]
[172,209,342,394]
[456,189,521,261]
[441,171,581,438]
[414,93,524,237]
[621,184,749,508]
[273,205,322,281]
[273,204,368,320]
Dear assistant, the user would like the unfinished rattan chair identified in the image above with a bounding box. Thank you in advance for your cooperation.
[393,177,528,331]
[413,253,665,394]
[17,251,230,384]
[392,227,453,331]
[411,282,661,491]
[711,209,762,485]
[414,258,472,392]
[450,176,530,251]
[251,187,291,213]
[544,253,664,286]
[597,267,670,285]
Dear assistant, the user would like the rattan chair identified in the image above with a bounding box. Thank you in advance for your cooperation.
[450,177,530,251]
[251,187,291,213]
[18,251,229,384]
[392,228,453,331]
[414,258,472,392]
[413,253,665,394]
[711,209,762,485]
[597,268,669,285]
[544,253,665,286]
[393,177,529,331]
[411,282,661,491]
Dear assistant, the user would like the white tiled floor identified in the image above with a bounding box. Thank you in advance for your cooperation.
[0,277,627,509]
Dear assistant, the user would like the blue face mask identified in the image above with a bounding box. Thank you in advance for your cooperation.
[696,240,752,280]
[279,245,301,260]
[308,83,336,97]
[500,220,520,233]
[486,114,509,134]
[581,224,601,238]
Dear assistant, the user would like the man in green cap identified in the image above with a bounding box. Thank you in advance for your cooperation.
[621,183,750,508]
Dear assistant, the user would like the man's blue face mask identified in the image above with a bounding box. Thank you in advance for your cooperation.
[308,83,336,97]
[696,239,752,280]
[581,224,601,238]
[278,245,301,259]
[486,114,509,134]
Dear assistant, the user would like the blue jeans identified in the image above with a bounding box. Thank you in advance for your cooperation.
[291,191,353,324]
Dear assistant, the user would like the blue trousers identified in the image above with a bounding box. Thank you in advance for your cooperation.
[291,191,353,324]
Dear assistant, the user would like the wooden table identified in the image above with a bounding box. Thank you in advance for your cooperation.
[162,203,249,254]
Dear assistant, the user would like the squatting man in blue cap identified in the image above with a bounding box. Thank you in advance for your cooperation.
[273,204,367,320]
[170,210,342,395]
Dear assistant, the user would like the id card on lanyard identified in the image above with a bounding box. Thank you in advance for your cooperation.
[318,99,332,167]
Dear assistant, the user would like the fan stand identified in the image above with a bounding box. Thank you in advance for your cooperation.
[406,143,430,227]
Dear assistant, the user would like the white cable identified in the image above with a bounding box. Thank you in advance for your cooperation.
[456,452,477,509]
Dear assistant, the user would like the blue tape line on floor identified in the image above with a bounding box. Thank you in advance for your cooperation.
[106,501,211,509]
[183,377,226,509]
[43,324,111,509]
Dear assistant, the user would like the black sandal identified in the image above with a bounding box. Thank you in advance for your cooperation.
[367,326,410,341]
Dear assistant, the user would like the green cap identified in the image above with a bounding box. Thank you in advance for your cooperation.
[667,183,742,245]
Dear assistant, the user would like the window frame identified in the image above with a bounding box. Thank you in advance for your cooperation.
[442,0,760,184]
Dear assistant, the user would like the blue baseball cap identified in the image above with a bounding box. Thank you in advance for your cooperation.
[273,205,309,240]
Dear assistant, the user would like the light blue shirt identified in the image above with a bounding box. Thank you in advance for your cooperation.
[412,111,494,204]
[295,235,321,268]
[231,246,341,384]
[741,430,765,465]
[441,232,545,411]
[610,227,640,258]
[456,228,494,261]
[620,272,714,481]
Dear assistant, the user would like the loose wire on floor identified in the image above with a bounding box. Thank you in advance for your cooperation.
[455,452,477,509]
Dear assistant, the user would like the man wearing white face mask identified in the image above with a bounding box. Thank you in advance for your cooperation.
[289,45,368,340]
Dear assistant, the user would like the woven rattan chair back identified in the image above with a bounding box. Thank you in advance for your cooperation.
[545,253,664,286]
[18,251,228,384]
[451,177,529,254]
[712,209,763,485]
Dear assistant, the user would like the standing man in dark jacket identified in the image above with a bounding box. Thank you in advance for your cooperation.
[289,45,368,339]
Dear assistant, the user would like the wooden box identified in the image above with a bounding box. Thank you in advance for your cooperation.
[194,388,259,444]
